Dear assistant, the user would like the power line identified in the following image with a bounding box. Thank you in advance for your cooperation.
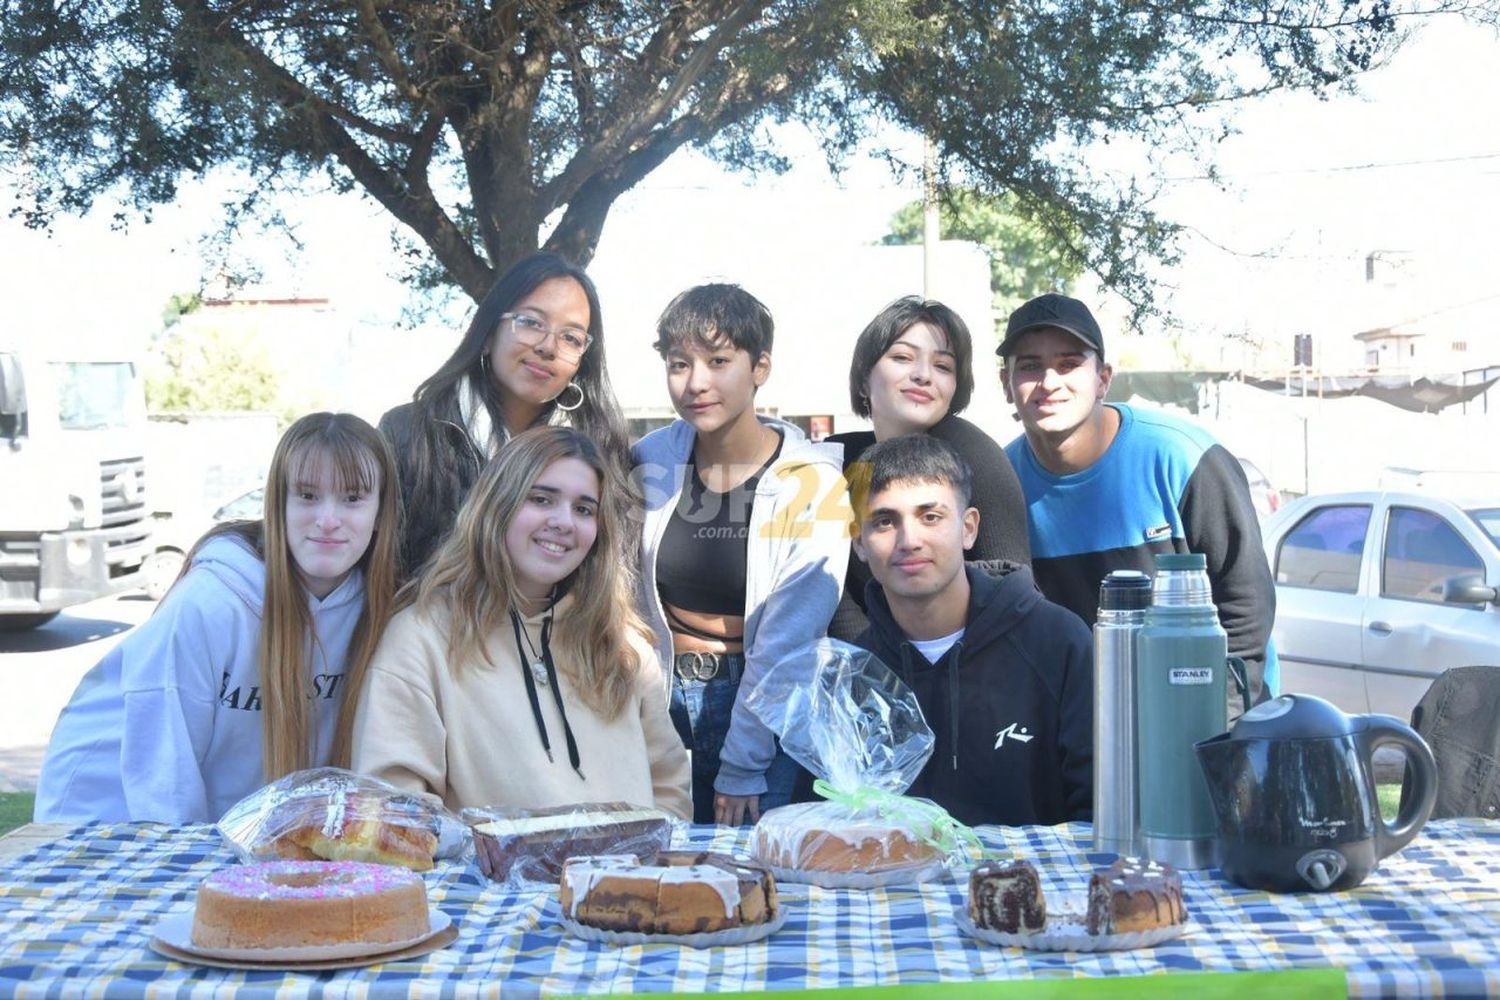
[1168,151,1500,182]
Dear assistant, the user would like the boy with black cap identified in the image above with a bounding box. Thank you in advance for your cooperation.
[997,292,1276,722]
[852,434,1092,826]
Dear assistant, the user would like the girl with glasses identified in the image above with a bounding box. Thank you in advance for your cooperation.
[379,253,631,581]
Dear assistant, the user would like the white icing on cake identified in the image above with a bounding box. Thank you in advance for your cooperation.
[752,801,931,860]
[562,856,744,919]
[476,809,666,838]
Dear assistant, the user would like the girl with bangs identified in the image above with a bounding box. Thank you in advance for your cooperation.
[36,413,400,823]
[352,426,690,818]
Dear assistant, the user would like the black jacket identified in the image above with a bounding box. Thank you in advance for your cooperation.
[855,562,1093,827]
[378,398,484,582]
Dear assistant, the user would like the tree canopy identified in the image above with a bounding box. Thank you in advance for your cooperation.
[2,1,1492,308]
[885,189,1083,323]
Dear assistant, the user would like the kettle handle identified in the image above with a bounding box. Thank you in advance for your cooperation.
[1361,717,1438,859]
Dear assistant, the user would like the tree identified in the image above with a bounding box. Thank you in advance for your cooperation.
[147,306,280,413]
[884,190,1084,321]
[2,1,1491,309]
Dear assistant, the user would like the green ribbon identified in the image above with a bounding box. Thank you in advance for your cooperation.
[812,779,982,856]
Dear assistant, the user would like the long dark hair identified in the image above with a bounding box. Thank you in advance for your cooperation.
[398,253,631,574]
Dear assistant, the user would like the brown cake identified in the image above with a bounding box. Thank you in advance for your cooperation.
[968,860,1047,934]
[191,860,429,950]
[266,791,439,872]
[751,802,945,873]
[559,850,779,935]
[1085,858,1187,934]
[469,803,672,883]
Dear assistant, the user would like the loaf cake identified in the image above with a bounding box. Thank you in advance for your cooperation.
[1085,858,1186,934]
[267,790,439,872]
[751,802,945,873]
[559,850,779,935]
[190,860,429,950]
[969,860,1047,934]
[469,803,672,883]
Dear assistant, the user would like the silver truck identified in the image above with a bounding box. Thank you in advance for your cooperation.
[0,341,152,628]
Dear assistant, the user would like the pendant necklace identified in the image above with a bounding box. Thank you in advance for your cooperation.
[516,614,551,687]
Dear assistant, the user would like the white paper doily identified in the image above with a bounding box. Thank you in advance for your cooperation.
[558,906,787,948]
[954,906,1188,952]
[764,858,947,889]
[152,908,451,962]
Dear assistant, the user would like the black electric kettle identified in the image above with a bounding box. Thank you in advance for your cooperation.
[1194,693,1438,892]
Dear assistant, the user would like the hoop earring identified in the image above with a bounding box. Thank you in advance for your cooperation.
[554,381,584,412]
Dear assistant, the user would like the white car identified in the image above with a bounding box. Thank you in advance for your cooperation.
[1263,490,1500,722]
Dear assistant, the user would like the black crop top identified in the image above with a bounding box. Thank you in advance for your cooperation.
[656,435,783,620]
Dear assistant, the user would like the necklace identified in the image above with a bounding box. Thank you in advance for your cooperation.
[515,616,550,687]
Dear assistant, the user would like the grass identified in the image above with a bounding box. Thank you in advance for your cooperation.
[1378,783,1402,821]
[0,792,35,836]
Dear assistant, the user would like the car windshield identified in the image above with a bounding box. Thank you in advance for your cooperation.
[1465,508,1500,552]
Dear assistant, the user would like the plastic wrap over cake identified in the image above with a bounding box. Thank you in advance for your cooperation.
[463,802,676,889]
[744,639,977,886]
[217,768,465,872]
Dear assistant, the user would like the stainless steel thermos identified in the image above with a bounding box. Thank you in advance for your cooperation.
[1136,552,1229,870]
[1092,570,1152,856]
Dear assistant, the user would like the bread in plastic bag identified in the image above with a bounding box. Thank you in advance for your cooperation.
[463,801,677,889]
[744,638,978,882]
[216,767,467,871]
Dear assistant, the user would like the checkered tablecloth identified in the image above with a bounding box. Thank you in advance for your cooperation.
[1,819,1497,998]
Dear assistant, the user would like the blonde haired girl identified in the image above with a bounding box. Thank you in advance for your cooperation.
[37,412,400,822]
[353,426,689,817]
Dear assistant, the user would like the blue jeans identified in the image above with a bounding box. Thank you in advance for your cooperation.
[669,657,800,825]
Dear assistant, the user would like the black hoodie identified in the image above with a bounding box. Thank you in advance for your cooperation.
[855,562,1093,827]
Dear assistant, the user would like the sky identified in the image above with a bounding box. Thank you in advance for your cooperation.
[3,16,1497,376]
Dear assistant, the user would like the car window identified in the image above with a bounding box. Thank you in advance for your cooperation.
[216,488,264,521]
[1275,504,1371,593]
[1467,508,1500,551]
[1382,507,1483,603]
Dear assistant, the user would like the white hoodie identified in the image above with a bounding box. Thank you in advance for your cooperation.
[34,534,365,824]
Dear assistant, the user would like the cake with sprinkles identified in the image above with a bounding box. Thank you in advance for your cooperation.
[190,860,429,950]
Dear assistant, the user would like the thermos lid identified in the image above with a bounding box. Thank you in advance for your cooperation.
[1228,693,1357,740]
[1099,570,1152,611]
[1155,552,1207,571]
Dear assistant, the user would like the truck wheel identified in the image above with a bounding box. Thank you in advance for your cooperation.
[143,549,186,602]
[0,612,60,631]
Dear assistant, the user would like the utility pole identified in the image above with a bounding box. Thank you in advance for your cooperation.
[923,136,939,298]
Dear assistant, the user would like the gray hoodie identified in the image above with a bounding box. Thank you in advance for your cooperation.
[633,417,850,797]
[35,534,365,823]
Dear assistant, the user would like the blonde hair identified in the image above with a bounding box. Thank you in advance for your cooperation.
[407,426,649,719]
[181,412,400,781]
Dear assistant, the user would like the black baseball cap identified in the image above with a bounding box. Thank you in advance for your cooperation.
[996,293,1104,360]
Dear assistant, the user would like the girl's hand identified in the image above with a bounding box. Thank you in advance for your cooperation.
[714,793,761,827]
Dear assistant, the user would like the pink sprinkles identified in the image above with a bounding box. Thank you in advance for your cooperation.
[206,860,418,899]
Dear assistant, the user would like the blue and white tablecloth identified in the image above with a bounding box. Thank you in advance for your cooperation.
[1,819,1497,998]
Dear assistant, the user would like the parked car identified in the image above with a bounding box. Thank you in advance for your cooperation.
[1237,456,1281,519]
[1263,490,1500,721]
[141,487,265,601]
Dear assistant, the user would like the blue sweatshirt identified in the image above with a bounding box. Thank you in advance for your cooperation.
[34,534,365,824]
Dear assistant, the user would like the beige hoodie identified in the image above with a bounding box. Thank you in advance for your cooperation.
[352,597,691,819]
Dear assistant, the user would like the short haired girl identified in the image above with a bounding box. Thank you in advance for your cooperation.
[635,284,850,826]
[352,427,690,818]
[379,252,631,580]
[827,296,1030,638]
[36,412,400,823]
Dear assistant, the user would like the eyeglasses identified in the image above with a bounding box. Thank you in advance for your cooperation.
[500,313,593,362]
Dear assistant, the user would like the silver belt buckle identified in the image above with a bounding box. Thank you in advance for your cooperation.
[680,651,720,681]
